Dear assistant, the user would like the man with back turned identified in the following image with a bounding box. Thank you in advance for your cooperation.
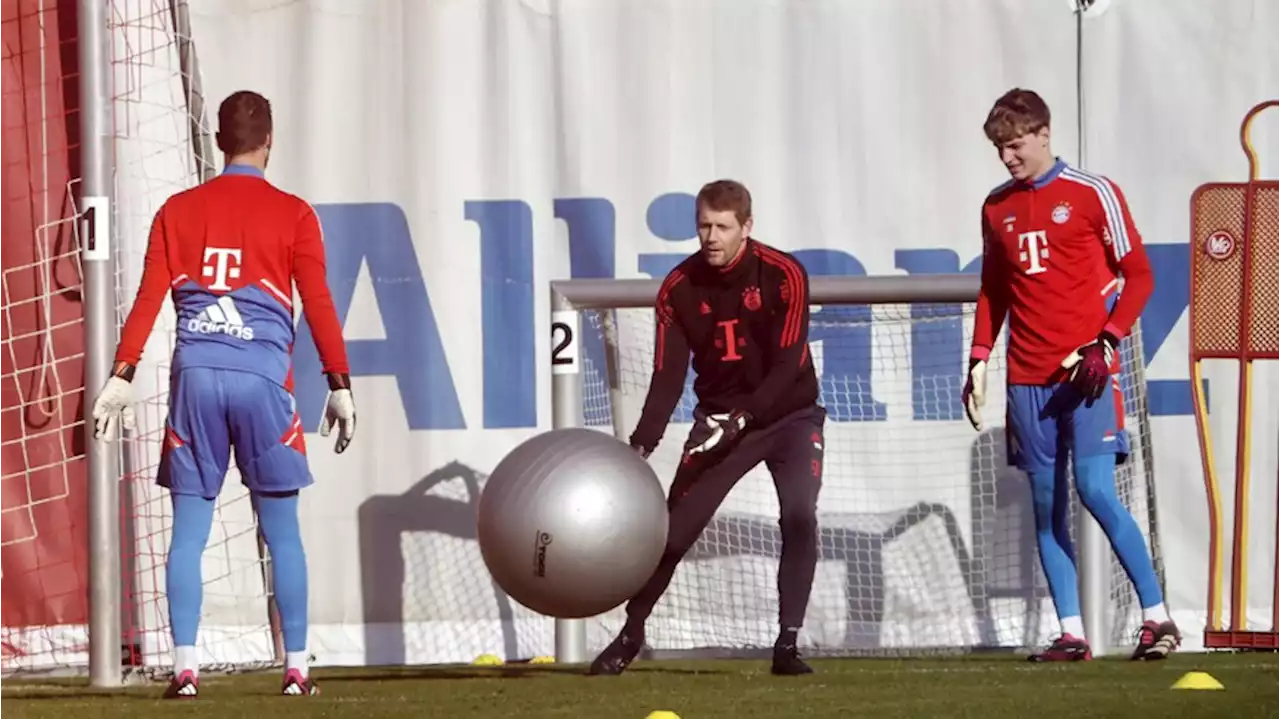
[89,90,355,698]
[589,179,825,677]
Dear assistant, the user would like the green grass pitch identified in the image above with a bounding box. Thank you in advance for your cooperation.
[3,653,1275,718]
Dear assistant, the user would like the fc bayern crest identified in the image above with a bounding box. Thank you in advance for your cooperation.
[1203,230,1237,261]
[743,286,762,311]
[1051,203,1071,224]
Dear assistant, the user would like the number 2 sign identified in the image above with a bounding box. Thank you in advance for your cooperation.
[551,310,581,375]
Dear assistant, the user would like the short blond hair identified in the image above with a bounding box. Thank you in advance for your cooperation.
[696,179,752,224]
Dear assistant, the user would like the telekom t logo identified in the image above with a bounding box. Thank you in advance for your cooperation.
[717,319,744,361]
[202,247,242,290]
[1017,231,1049,275]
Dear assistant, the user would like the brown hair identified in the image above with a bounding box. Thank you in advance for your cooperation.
[983,88,1051,144]
[696,179,753,224]
[216,90,273,156]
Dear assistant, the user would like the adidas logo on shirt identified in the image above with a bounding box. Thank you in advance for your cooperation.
[188,295,255,340]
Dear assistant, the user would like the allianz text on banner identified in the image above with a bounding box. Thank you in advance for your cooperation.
[290,196,1199,432]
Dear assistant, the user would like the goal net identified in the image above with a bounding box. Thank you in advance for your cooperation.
[569,294,1161,657]
[1,0,277,676]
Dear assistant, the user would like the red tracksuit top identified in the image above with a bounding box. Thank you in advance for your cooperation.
[971,159,1153,385]
[114,164,348,392]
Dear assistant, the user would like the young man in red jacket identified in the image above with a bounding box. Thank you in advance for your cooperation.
[963,88,1178,662]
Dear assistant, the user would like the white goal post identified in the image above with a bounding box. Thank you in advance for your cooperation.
[548,274,1163,664]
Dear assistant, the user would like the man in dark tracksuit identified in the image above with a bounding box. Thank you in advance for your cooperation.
[589,179,825,677]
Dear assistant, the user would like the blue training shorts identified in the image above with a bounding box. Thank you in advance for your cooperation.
[1006,378,1131,473]
[158,367,313,498]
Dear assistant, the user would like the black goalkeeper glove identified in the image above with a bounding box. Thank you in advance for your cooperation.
[683,408,751,457]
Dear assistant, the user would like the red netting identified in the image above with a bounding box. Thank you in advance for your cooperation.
[1,0,92,670]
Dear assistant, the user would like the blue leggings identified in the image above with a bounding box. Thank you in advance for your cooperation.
[167,491,309,652]
[1028,454,1163,621]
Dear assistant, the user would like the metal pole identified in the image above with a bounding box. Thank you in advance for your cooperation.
[1074,2,1110,657]
[550,288,588,663]
[549,273,981,310]
[81,0,123,687]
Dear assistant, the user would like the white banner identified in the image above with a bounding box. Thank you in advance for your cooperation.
[104,0,1278,667]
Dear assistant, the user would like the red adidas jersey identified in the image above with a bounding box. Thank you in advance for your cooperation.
[971,160,1153,385]
[114,165,349,391]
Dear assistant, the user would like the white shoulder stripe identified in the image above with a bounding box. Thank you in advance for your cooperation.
[1059,167,1132,260]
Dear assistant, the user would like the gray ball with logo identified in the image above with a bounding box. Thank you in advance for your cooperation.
[477,428,669,619]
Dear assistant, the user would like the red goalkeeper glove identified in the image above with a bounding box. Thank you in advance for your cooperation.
[1061,331,1118,402]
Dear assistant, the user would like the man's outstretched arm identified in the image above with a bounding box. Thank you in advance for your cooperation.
[629,272,691,456]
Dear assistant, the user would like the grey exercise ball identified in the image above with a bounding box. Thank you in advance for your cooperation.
[477,428,669,619]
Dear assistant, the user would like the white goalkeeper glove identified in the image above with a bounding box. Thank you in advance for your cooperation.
[319,373,357,453]
[684,409,751,456]
[961,358,987,432]
[91,371,137,443]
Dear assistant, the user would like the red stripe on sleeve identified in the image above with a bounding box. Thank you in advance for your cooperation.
[653,270,685,372]
[755,245,806,347]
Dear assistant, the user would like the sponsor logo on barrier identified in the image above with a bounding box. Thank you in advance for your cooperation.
[1203,230,1236,261]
